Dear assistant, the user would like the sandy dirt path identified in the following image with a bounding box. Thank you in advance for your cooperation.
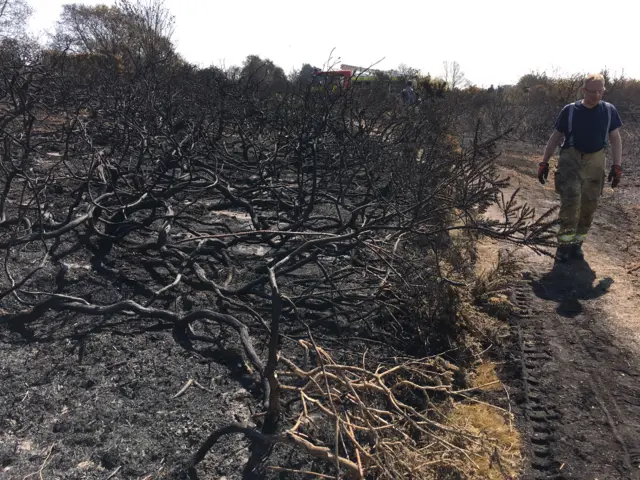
[491,143,640,480]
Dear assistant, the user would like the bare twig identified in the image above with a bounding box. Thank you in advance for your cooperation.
[22,443,55,480]
[173,379,194,398]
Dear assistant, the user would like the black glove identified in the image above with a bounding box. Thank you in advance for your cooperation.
[608,165,622,188]
[538,162,549,185]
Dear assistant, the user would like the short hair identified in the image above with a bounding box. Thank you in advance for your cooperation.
[583,73,605,88]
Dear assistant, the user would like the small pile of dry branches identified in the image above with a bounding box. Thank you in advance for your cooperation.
[189,338,517,479]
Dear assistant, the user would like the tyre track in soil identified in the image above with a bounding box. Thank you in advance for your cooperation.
[508,273,640,480]
[491,144,640,479]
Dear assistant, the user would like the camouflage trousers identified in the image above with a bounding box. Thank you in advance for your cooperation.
[554,147,606,245]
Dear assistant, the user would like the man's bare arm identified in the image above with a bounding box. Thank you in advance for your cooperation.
[542,130,564,163]
[609,128,622,166]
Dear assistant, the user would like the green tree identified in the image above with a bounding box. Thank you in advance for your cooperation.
[516,71,551,91]
[241,54,288,93]
[290,62,317,85]
[51,0,176,72]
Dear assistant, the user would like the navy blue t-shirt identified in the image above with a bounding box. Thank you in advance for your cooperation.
[554,100,622,153]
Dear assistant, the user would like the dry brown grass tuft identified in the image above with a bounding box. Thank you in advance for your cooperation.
[473,249,519,297]
[472,362,503,392]
[446,403,523,479]
[472,249,520,320]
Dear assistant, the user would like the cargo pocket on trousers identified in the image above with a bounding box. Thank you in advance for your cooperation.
[554,170,562,194]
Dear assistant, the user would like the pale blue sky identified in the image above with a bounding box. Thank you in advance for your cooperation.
[27,0,637,87]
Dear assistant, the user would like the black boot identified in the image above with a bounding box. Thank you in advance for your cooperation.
[571,242,584,260]
[555,244,572,262]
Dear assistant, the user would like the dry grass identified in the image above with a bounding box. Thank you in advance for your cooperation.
[446,403,523,480]
[440,241,524,479]
[472,362,502,392]
[473,249,519,299]
[472,249,520,320]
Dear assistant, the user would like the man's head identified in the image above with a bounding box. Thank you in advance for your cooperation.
[582,73,606,107]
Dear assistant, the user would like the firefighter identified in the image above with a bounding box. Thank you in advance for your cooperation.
[538,73,623,262]
[401,80,417,107]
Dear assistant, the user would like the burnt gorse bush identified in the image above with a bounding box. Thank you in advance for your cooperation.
[0,5,557,476]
